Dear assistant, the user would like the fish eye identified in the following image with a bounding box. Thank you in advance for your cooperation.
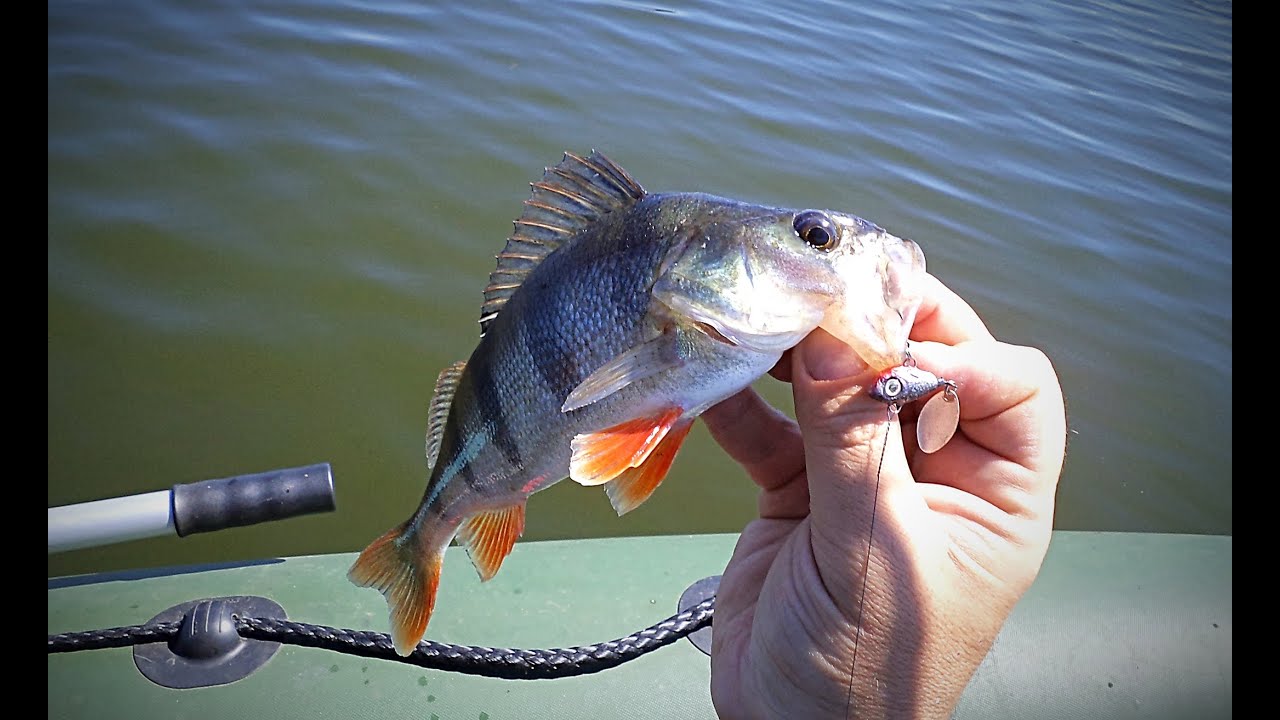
[793,211,837,250]
[881,376,903,398]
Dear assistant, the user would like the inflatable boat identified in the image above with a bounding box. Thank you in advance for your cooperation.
[47,465,1231,718]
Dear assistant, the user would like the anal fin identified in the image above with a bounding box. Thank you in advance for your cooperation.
[605,418,694,515]
[569,406,683,487]
[455,503,527,581]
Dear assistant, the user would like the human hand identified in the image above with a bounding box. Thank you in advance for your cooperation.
[700,273,1067,720]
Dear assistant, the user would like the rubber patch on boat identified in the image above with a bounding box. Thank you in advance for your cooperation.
[677,575,720,657]
[134,595,285,689]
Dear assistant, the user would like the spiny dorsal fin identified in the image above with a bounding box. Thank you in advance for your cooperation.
[425,360,467,468]
[480,151,645,335]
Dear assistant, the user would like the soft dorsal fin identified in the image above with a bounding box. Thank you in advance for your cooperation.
[480,150,645,335]
[425,360,467,468]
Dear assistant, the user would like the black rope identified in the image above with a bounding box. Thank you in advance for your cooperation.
[47,596,715,680]
[47,621,182,651]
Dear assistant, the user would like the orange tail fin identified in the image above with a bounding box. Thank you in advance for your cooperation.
[347,524,444,656]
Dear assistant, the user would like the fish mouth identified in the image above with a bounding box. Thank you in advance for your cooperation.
[820,234,927,372]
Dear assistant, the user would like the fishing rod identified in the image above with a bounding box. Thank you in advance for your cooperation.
[47,462,336,553]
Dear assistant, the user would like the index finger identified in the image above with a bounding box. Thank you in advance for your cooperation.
[700,387,806,493]
[907,339,1066,522]
[910,273,995,345]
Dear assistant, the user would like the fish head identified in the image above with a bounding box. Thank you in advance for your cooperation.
[813,211,927,369]
[653,197,926,370]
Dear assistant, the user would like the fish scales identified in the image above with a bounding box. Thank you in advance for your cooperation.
[349,151,928,655]
[421,194,774,521]
[424,196,681,512]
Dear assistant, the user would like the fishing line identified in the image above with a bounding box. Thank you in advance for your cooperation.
[845,353,960,716]
[845,412,893,718]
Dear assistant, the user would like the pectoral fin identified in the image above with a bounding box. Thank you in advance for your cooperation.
[561,330,688,412]
[569,406,684,487]
[604,418,694,515]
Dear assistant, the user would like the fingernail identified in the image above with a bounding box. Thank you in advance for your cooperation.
[800,329,870,381]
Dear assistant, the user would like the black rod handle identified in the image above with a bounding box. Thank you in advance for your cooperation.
[172,463,336,537]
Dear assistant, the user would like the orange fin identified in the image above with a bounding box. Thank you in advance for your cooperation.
[605,418,694,515]
[456,503,527,581]
[347,523,444,657]
[569,407,683,487]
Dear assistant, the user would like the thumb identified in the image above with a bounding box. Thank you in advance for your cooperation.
[791,329,916,565]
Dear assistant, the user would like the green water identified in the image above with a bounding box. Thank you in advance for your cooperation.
[48,0,1231,577]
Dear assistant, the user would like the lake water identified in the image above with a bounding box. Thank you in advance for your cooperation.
[48,0,1232,577]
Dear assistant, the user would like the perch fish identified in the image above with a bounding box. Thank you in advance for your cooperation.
[349,151,928,655]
